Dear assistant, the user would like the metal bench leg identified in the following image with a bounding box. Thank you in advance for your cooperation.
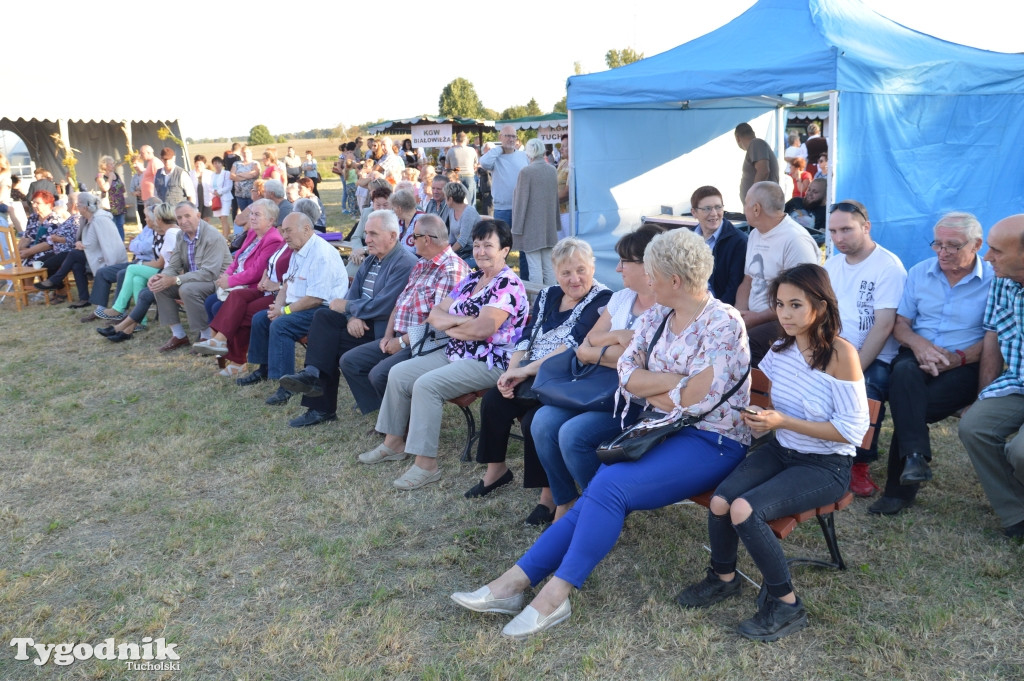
[459,404,476,462]
[785,512,846,571]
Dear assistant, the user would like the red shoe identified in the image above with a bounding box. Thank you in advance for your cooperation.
[849,462,879,497]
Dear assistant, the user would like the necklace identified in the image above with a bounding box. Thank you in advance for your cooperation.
[671,294,710,335]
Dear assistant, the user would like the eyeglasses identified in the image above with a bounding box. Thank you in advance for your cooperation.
[829,202,868,221]
[618,258,642,265]
[695,204,724,214]
[411,233,433,241]
[930,240,969,254]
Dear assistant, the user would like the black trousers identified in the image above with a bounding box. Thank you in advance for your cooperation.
[300,308,377,414]
[476,387,547,489]
[748,320,783,368]
[49,250,90,300]
[882,348,979,499]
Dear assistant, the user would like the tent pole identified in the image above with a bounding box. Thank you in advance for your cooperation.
[567,108,574,237]
[825,90,838,256]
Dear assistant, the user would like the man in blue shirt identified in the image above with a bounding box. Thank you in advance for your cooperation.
[870,212,994,515]
[958,214,1024,539]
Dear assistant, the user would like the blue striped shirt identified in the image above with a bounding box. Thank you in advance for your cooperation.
[760,342,869,456]
[980,276,1024,399]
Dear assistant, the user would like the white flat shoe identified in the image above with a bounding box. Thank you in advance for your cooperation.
[451,586,524,615]
[393,464,441,490]
[501,599,571,639]
[193,338,228,356]
[358,443,408,465]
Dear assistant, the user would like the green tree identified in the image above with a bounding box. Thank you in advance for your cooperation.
[499,105,529,121]
[248,124,273,145]
[438,78,484,119]
[553,96,567,113]
[276,135,288,144]
[525,98,543,116]
[605,47,644,69]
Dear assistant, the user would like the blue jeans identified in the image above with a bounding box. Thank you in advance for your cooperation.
[89,262,130,307]
[709,438,852,598]
[855,358,891,463]
[532,403,642,505]
[127,287,155,326]
[247,307,318,379]
[204,293,223,325]
[517,428,746,588]
[459,175,477,208]
[112,213,126,242]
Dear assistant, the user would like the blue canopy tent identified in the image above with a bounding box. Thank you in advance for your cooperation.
[566,0,1024,285]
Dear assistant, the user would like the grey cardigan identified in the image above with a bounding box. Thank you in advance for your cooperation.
[511,158,559,253]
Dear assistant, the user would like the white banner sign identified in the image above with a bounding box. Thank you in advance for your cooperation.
[538,125,568,143]
[412,123,453,148]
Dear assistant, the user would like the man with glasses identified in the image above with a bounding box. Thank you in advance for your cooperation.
[334,214,470,420]
[869,212,994,515]
[275,210,417,427]
[958,214,1024,539]
[824,200,907,496]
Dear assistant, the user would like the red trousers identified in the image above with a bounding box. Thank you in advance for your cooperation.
[210,289,274,364]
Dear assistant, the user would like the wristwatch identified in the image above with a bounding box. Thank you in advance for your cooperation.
[175,276,181,286]
[398,335,408,349]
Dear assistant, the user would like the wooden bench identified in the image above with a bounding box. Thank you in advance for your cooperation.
[685,368,883,571]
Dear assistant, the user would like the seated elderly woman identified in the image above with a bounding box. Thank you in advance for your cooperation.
[390,188,424,253]
[97,202,181,341]
[676,264,868,642]
[95,201,178,324]
[361,219,529,491]
[450,228,751,640]
[192,199,290,375]
[17,190,75,272]
[444,180,480,262]
[35,192,127,305]
[195,198,285,337]
[531,224,663,520]
[469,238,611,525]
[233,179,266,233]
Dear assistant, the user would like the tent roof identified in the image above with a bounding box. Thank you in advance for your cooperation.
[496,113,568,130]
[567,0,1024,109]
[367,115,495,135]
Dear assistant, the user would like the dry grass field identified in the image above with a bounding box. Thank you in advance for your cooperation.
[1,180,1021,679]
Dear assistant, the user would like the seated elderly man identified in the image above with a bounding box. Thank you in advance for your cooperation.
[148,202,232,351]
[959,215,1024,539]
[263,179,292,227]
[332,214,470,418]
[274,209,417,423]
[869,212,995,515]
[734,181,820,365]
[236,212,348,404]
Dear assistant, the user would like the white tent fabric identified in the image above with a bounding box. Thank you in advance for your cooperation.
[566,0,1024,285]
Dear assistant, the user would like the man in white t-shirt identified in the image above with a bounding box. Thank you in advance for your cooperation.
[735,181,820,365]
[824,199,907,496]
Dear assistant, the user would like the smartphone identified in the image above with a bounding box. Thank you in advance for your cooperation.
[735,406,759,416]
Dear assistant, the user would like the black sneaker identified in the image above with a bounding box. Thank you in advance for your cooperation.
[737,593,808,642]
[675,568,742,608]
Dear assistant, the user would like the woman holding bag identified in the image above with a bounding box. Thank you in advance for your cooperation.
[530,224,663,520]
[466,237,610,526]
[450,228,750,640]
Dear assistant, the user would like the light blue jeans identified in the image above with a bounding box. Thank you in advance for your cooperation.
[532,403,642,505]
[247,307,318,378]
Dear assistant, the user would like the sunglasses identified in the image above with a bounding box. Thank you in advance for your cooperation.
[829,202,868,221]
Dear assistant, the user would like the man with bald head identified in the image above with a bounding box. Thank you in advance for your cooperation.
[735,181,820,365]
[958,215,1024,539]
[277,209,417,426]
[237,212,349,404]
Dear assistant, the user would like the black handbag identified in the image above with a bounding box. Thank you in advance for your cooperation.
[533,346,618,412]
[512,292,546,401]
[595,314,748,464]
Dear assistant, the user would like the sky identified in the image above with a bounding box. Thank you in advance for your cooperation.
[7,0,1023,140]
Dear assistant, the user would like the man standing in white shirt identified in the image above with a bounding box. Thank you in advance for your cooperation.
[735,181,820,365]
[824,199,907,496]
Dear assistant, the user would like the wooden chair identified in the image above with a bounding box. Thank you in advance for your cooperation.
[0,224,55,311]
[687,367,884,571]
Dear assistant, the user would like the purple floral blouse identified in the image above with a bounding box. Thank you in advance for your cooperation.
[617,298,751,444]
[106,173,126,216]
[444,265,529,370]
